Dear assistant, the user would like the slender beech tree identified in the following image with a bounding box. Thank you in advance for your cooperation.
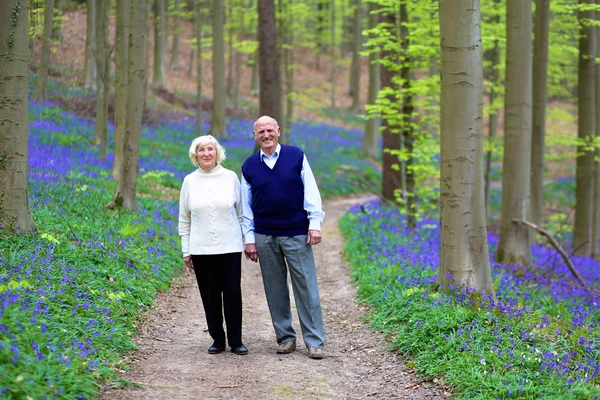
[170,0,180,69]
[363,1,379,158]
[330,0,336,112]
[211,0,226,137]
[438,0,493,295]
[349,0,361,112]
[110,0,147,210]
[34,0,54,101]
[152,0,166,88]
[82,0,96,88]
[113,0,131,179]
[226,0,235,100]
[573,2,596,256]
[283,2,295,138]
[143,1,152,107]
[380,9,402,203]
[496,0,533,266]
[195,0,203,137]
[530,0,550,226]
[0,0,36,233]
[52,0,65,42]
[594,0,600,258]
[257,0,281,122]
[233,0,244,111]
[94,0,110,159]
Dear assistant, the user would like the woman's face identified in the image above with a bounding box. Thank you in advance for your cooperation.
[196,143,217,171]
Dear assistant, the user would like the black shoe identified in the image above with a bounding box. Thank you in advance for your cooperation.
[208,345,225,354]
[230,345,248,355]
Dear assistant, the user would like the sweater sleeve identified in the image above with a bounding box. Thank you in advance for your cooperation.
[178,177,191,257]
[234,173,243,227]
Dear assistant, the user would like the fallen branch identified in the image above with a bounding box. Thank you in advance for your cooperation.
[216,384,242,389]
[512,218,587,288]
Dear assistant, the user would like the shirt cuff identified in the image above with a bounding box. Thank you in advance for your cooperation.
[244,231,256,245]
[308,220,321,231]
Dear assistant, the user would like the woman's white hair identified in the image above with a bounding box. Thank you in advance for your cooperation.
[188,135,227,167]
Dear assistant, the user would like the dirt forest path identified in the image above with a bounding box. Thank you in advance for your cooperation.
[102,196,449,400]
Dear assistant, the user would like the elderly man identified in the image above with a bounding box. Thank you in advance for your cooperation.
[241,115,325,359]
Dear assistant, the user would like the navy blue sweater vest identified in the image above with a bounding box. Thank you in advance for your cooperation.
[242,145,309,236]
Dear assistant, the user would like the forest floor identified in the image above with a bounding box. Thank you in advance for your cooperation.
[100,196,450,400]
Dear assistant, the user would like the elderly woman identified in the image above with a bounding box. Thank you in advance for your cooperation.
[178,135,247,355]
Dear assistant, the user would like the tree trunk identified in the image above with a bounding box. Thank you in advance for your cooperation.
[496,0,533,266]
[329,0,336,112]
[94,0,110,160]
[233,0,244,111]
[111,0,147,210]
[0,0,36,234]
[170,0,180,69]
[82,0,96,88]
[195,0,203,137]
[530,0,550,226]
[34,0,54,101]
[363,1,379,158]
[250,27,260,97]
[113,0,131,179]
[143,1,152,108]
[349,0,361,111]
[152,0,166,88]
[573,1,596,257]
[226,0,235,100]
[594,0,600,258]
[380,10,402,204]
[211,0,226,137]
[258,0,281,123]
[52,0,65,42]
[438,0,493,296]
[284,1,294,138]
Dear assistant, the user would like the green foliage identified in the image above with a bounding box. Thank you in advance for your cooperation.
[9,1,22,48]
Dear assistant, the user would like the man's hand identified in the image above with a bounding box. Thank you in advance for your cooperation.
[244,244,258,262]
[307,229,322,245]
[183,255,193,270]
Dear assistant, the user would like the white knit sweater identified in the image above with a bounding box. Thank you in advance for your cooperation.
[178,165,244,256]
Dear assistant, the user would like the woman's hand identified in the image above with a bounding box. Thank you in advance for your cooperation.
[184,256,193,270]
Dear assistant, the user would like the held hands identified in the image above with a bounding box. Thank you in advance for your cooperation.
[244,244,258,262]
[307,229,322,245]
[183,255,193,270]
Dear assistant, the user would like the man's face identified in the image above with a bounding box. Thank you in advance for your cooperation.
[254,118,280,153]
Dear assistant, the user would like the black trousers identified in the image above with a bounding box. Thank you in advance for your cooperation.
[191,252,243,348]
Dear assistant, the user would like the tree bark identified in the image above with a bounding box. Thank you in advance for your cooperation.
[152,0,166,88]
[34,0,54,101]
[530,0,550,226]
[594,0,600,258]
[329,0,336,112]
[82,0,96,88]
[170,0,180,70]
[363,1,379,158]
[573,1,596,256]
[113,0,131,179]
[233,0,244,111]
[110,0,147,210]
[349,0,361,111]
[94,0,110,160]
[226,0,235,100]
[284,1,294,138]
[0,0,36,233]
[258,0,281,123]
[211,0,226,137]
[195,0,203,137]
[438,0,493,296]
[496,0,533,266]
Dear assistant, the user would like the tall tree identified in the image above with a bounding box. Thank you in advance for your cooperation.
[211,0,226,137]
[258,0,281,122]
[52,0,65,42]
[283,1,295,137]
[329,0,336,112]
[226,0,235,100]
[380,9,402,203]
[110,0,147,210]
[152,0,166,88]
[530,0,550,226]
[82,0,96,88]
[363,1,379,158]
[573,1,596,256]
[113,0,131,179]
[594,0,600,258]
[195,0,203,137]
[438,0,493,295]
[0,0,36,233]
[496,0,533,266]
[169,0,181,69]
[94,0,110,159]
[348,0,361,112]
[233,0,244,111]
[34,0,54,101]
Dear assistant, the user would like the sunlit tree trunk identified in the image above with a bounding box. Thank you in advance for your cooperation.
[530,0,550,226]
[195,0,203,137]
[152,0,166,88]
[258,0,281,122]
[113,0,130,179]
[143,1,152,107]
[329,0,336,112]
[496,0,533,266]
[0,0,36,233]
[34,0,54,101]
[94,0,110,160]
[349,0,361,112]
[82,0,96,88]
[170,0,180,69]
[594,0,600,258]
[438,0,493,296]
[573,1,596,256]
[233,0,244,111]
[211,0,226,137]
[226,0,235,100]
[284,1,294,138]
[363,1,379,158]
[110,0,147,210]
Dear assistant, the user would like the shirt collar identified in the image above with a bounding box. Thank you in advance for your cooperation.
[260,144,281,162]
